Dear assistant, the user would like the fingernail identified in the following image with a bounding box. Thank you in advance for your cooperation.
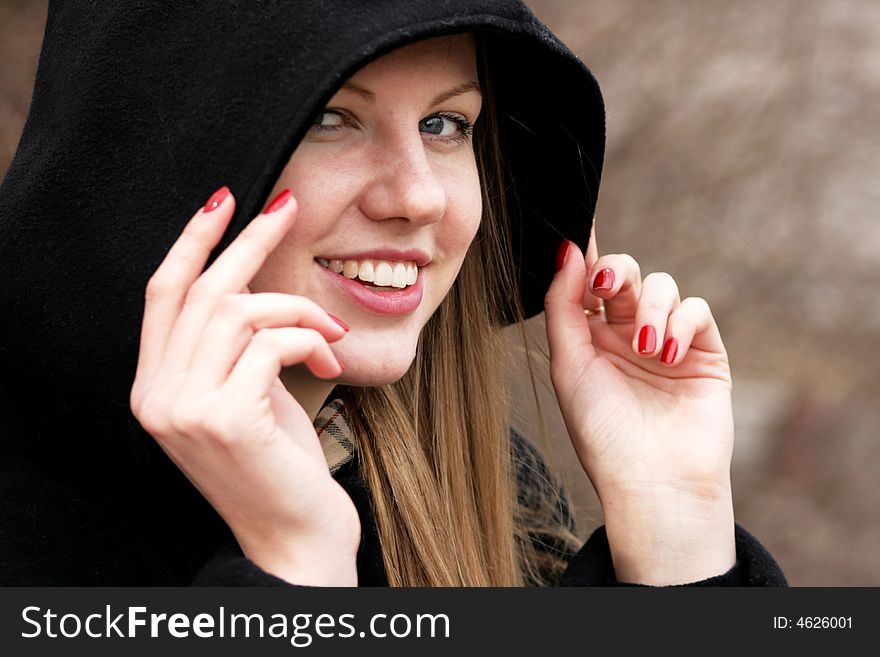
[337,359,345,373]
[638,325,656,354]
[592,268,614,291]
[555,239,571,272]
[327,313,349,332]
[203,186,230,213]
[265,189,292,214]
[661,337,678,364]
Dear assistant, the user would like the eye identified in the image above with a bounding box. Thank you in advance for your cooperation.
[419,113,474,144]
[419,115,456,137]
[309,109,350,133]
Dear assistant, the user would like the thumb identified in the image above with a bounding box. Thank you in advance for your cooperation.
[545,240,595,373]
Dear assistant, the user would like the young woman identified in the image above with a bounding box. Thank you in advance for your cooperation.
[0,0,785,586]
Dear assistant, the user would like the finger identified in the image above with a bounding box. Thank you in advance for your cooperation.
[545,240,596,378]
[197,189,296,294]
[659,296,726,366]
[581,223,604,311]
[585,253,643,324]
[133,186,234,394]
[225,327,343,400]
[189,293,348,388]
[162,190,297,375]
[632,272,681,358]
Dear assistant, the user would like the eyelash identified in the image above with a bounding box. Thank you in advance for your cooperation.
[311,109,474,145]
[433,112,474,145]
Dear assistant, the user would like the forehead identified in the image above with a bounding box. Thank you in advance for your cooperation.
[348,34,478,87]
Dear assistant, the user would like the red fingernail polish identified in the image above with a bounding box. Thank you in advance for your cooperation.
[592,268,614,291]
[265,189,292,214]
[638,325,656,354]
[203,186,230,213]
[661,337,678,364]
[327,313,349,332]
[555,240,571,272]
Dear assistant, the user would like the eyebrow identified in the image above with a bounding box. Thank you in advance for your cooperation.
[340,80,482,107]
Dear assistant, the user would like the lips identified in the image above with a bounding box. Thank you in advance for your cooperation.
[315,259,424,315]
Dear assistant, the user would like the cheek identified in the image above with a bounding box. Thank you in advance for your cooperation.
[445,164,483,258]
[250,162,350,293]
[285,152,357,226]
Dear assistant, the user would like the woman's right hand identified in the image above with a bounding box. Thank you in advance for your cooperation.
[129,186,360,586]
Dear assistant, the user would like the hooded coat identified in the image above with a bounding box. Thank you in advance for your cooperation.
[0,0,786,586]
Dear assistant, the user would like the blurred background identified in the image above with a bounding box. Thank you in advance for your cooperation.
[2,0,878,585]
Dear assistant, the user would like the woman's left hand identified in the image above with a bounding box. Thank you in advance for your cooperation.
[544,225,737,585]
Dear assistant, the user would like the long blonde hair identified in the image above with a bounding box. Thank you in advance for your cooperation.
[339,37,577,586]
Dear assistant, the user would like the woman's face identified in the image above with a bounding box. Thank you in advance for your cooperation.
[250,35,483,386]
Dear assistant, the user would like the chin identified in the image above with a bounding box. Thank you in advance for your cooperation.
[332,339,417,387]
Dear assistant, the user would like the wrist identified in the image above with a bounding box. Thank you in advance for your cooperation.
[602,488,736,586]
[252,548,359,587]
[242,532,360,587]
[236,512,362,587]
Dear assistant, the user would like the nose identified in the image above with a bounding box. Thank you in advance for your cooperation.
[357,135,447,226]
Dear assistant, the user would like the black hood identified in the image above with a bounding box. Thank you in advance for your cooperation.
[0,0,604,584]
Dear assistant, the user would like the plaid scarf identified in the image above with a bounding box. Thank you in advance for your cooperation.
[313,397,356,474]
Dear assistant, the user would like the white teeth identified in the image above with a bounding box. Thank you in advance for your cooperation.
[342,260,359,278]
[374,261,393,286]
[319,257,421,288]
[392,263,408,288]
[358,260,375,282]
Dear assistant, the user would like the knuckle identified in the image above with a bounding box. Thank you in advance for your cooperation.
[168,402,205,437]
[544,288,562,309]
[644,271,675,287]
[685,296,712,314]
[129,380,146,417]
[144,274,174,303]
[180,223,205,241]
[173,250,202,271]
[183,280,211,307]
[135,394,171,437]
[235,229,271,261]
[200,411,239,446]
[249,328,277,351]
[299,327,323,344]
[295,329,326,359]
[214,293,246,318]
[640,299,668,313]
[619,253,641,275]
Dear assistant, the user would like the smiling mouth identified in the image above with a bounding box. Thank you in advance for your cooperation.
[315,257,419,290]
